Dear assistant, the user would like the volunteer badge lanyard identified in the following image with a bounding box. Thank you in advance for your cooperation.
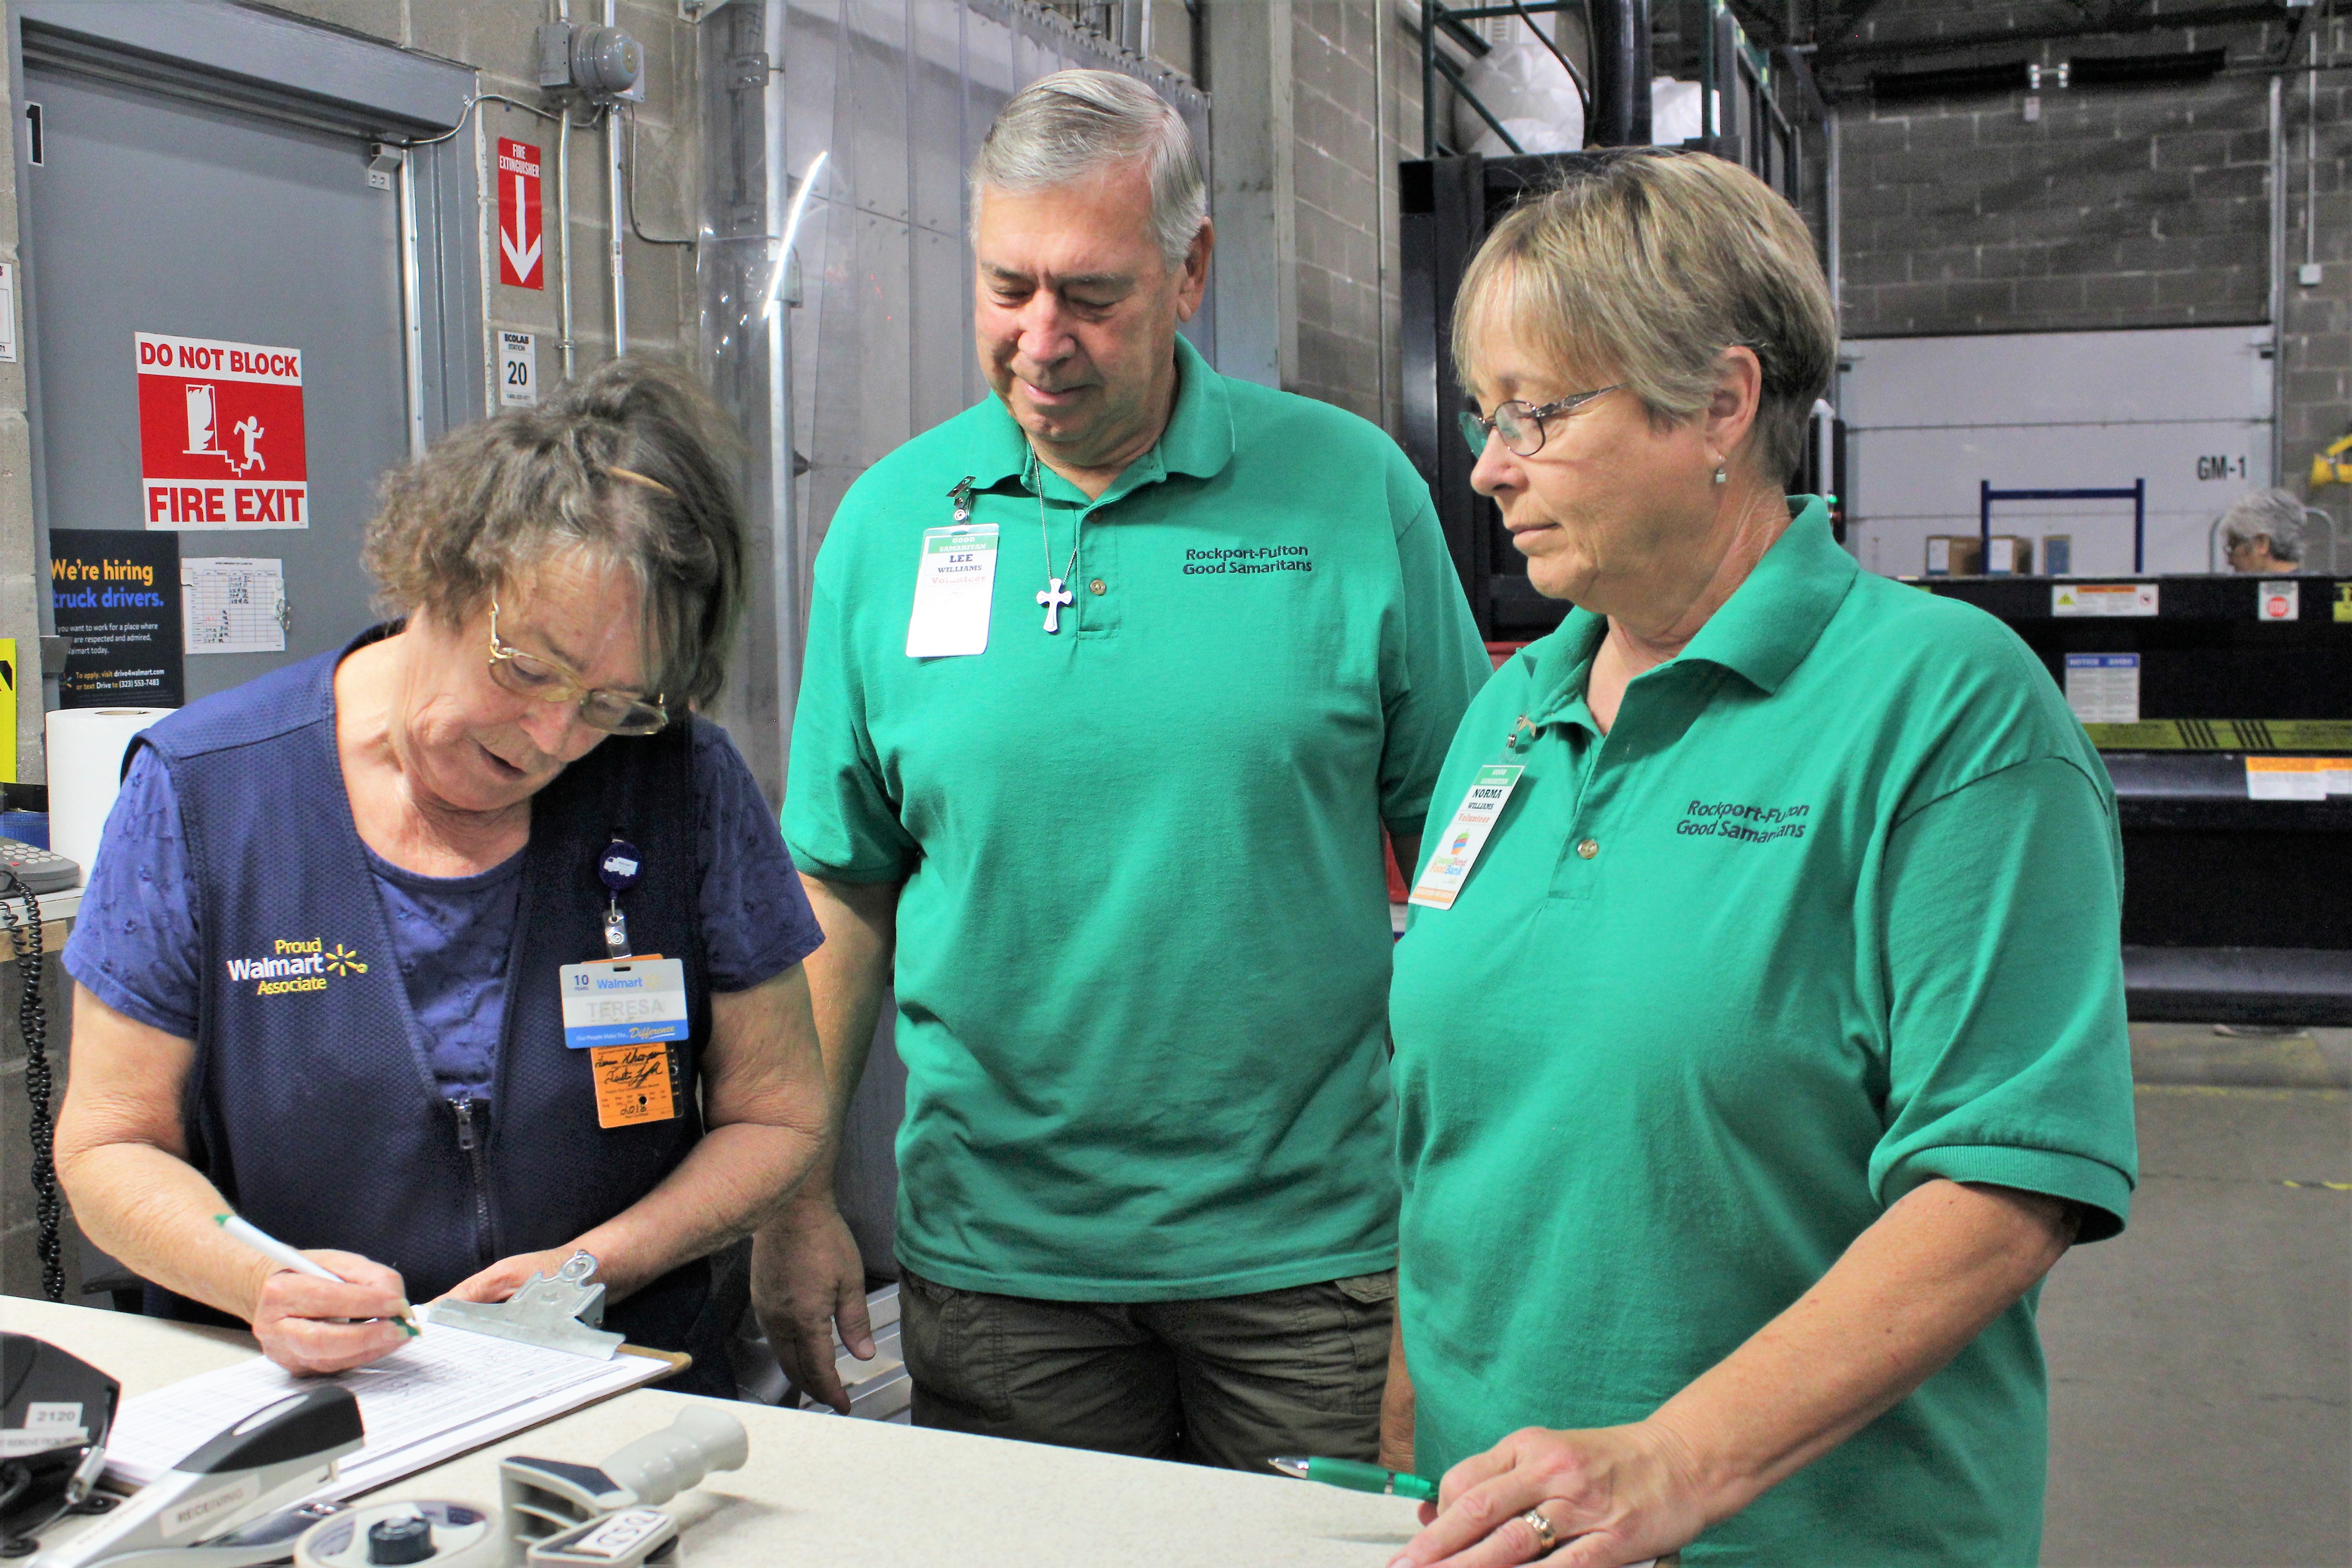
[558,835,691,1128]
[1405,716,1536,912]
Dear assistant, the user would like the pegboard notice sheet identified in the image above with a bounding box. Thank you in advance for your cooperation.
[182,557,287,655]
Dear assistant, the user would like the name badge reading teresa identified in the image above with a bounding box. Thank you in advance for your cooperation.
[1408,764,1524,911]
[560,958,690,1049]
[906,523,999,658]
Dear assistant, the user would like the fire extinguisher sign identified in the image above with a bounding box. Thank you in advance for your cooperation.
[135,331,309,531]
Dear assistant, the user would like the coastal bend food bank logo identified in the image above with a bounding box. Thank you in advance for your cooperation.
[227,939,367,996]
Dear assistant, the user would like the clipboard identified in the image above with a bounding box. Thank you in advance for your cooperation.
[101,1254,686,1504]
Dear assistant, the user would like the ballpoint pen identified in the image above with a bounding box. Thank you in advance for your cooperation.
[1267,1455,1439,1502]
[215,1212,423,1335]
[1271,1458,1672,1566]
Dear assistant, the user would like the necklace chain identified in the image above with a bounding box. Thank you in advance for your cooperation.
[1036,461,1081,589]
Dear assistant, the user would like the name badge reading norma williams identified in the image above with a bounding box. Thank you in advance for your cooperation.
[907,523,1000,658]
[1408,764,1525,911]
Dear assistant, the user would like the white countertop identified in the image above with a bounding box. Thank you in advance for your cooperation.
[0,1297,1421,1567]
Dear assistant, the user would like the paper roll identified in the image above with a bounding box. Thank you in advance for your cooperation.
[44,707,174,887]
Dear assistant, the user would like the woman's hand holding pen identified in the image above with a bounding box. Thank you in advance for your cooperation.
[250,1250,416,1376]
[1389,1423,1701,1568]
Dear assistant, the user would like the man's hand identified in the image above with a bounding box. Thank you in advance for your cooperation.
[252,1250,416,1376]
[751,1198,874,1413]
[1390,1422,1705,1568]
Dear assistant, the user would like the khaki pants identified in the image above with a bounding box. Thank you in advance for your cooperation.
[897,1267,1396,1470]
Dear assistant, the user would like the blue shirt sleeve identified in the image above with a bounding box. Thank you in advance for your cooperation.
[62,746,204,1038]
[694,720,824,991]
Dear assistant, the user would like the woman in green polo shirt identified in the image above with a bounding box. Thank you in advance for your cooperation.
[1382,152,2137,1568]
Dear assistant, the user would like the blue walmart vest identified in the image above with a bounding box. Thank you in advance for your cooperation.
[135,629,732,1395]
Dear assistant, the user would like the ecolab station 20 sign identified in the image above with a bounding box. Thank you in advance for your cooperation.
[137,331,309,529]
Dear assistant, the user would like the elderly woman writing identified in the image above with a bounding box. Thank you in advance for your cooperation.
[56,360,828,1396]
[1383,153,2137,1566]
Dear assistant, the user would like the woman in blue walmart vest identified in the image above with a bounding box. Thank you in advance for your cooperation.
[54,359,830,1397]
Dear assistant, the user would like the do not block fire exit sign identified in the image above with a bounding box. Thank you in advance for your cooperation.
[136,331,309,529]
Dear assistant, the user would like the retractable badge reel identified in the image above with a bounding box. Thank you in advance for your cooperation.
[598,837,641,959]
[563,836,687,1130]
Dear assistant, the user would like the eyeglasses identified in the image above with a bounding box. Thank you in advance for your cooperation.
[1460,385,1623,457]
[486,598,669,735]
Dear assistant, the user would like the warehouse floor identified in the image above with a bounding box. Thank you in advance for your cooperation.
[2040,1028,2352,1568]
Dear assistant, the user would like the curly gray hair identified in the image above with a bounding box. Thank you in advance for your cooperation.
[363,356,746,706]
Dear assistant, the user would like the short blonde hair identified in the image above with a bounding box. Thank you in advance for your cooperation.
[1454,151,1837,484]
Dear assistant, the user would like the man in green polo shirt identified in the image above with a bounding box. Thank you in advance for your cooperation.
[751,69,1488,1465]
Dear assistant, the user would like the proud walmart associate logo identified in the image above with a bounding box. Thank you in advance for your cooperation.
[227,938,366,996]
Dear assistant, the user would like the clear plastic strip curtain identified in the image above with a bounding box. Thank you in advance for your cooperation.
[777,0,1210,568]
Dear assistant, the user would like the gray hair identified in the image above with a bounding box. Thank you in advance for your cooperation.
[972,69,1206,269]
[2219,488,2308,564]
[363,355,746,706]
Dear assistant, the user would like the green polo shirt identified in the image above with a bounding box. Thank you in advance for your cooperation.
[788,335,1489,1300]
[1391,499,2137,1565]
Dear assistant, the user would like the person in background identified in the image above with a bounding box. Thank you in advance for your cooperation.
[1383,151,2137,1566]
[56,360,829,1395]
[2219,488,2311,573]
[754,69,1490,1465]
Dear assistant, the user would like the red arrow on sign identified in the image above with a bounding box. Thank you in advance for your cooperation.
[498,138,544,290]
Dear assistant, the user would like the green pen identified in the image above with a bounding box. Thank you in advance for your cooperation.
[1267,1455,1439,1502]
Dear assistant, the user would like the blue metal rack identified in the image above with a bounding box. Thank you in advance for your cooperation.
[1980,478,2146,574]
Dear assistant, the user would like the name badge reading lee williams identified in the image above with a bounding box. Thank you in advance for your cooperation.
[560,958,690,1049]
[1408,764,1525,911]
[906,523,999,658]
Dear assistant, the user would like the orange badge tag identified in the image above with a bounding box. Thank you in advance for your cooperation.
[591,1042,677,1128]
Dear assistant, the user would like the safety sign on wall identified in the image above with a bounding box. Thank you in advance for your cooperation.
[499,138,544,289]
[136,332,308,530]
[499,331,539,407]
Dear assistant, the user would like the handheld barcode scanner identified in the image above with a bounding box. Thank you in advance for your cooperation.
[34,1385,361,1568]
[1,1335,120,1554]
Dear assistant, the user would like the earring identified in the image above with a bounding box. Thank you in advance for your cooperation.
[1712,465,1728,485]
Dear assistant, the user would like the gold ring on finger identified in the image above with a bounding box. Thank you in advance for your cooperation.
[1521,1508,1559,1555]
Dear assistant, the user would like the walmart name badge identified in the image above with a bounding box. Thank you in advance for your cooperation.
[906,523,999,658]
[559,958,689,1049]
[1408,764,1525,911]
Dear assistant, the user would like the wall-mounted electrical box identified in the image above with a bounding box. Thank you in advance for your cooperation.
[535,24,646,104]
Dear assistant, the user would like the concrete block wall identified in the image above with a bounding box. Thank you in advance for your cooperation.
[2278,20,2352,552]
[1287,0,1418,434]
[1830,1,2348,548]
[267,0,705,397]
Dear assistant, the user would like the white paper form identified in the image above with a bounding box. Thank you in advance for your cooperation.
[182,557,288,655]
[102,1321,666,1501]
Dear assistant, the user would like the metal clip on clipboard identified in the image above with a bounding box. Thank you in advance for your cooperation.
[427,1254,623,1360]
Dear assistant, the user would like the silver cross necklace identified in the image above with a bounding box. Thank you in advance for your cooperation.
[1033,461,1080,634]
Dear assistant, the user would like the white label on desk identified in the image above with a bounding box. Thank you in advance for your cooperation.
[0,1426,85,1456]
[1409,764,1524,911]
[2245,757,2331,801]
[559,957,688,1048]
[2257,580,2298,622]
[2064,654,2139,725]
[2053,583,2157,617]
[906,524,998,658]
[568,1509,668,1559]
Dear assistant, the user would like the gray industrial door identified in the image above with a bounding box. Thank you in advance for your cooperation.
[17,3,474,701]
